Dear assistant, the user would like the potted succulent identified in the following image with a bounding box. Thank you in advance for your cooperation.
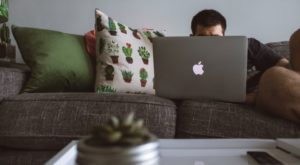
[138,46,150,65]
[105,65,114,81]
[96,13,105,32]
[121,70,134,83]
[106,40,119,64]
[129,27,141,40]
[108,17,117,36]
[99,38,106,54]
[0,0,15,61]
[118,23,127,34]
[143,31,153,42]
[140,68,148,87]
[76,113,159,165]
[96,85,116,93]
[122,43,133,64]
[153,31,164,37]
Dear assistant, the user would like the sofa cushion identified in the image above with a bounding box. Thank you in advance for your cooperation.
[0,149,56,165]
[0,93,176,150]
[95,9,163,94]
[176,100,300,138]
[12,25,95,92]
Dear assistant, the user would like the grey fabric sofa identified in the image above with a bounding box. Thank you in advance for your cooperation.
[0,41,299,165]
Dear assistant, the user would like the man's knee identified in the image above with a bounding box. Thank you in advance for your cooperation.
[258,66,300,101]
[256,66,300,123]
[258,67,291,94]
[259,66,299,88]
[257,67,287,106]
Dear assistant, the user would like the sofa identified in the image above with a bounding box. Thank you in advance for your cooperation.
[0,41,299,165]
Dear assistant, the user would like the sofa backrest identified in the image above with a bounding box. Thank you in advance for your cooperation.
[266,41,290,60]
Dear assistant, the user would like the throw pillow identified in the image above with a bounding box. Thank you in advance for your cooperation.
[85,28,164,59]
[84,30,96,57]
[12,25,94,92]
[95,9,163,94]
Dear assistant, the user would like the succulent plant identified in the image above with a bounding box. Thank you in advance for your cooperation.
[153,31,165,37]
[118,23,127,34]
[138,47,150,60]
[122,43,133,58]
[139,68,148,87]
[129,27,141,40]
[0,0,8,21]
[143,31,152,38]
[122,43,133,63]
[122,70,133,83]
[0,0,10,45]
[96,14,105,31]
[105,65,114,75]
[87,113,155,147]
[99,38,106,54]
[140,68,148,80]
[96,85,116,93]
[108,17,117,36]
[122,71,133,78]
[105,65,114,80]
[106,40,119,55]
[143,31,153,42]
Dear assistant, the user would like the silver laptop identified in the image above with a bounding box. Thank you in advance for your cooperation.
[153,36,248,102]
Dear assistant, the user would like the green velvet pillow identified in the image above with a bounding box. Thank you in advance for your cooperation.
[12,25,94,92]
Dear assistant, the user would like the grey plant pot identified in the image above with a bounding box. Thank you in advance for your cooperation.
[76,137,160,165]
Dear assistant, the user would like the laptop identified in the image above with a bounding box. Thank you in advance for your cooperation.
[153,36,248,102]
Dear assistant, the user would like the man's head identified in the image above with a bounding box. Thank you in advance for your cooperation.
[191,9,226,36]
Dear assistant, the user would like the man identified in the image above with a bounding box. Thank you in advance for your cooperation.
[191,9,300,123]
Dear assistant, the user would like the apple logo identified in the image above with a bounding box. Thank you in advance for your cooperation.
[193,61,204,75]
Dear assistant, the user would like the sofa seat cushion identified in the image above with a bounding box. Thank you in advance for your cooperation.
[0,93,176,150]
[0,149,56,165]
[176,100,300,138]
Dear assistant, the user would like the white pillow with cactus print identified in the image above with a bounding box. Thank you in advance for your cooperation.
[95,9,164,94]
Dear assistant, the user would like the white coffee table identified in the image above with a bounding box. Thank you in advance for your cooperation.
[45,139,300,165]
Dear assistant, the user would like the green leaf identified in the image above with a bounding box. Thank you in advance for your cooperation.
[109,116,119,128]
[123,112,134,126]
[0,2,8,18]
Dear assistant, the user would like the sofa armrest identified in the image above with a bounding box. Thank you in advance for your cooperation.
[0,62,30,100]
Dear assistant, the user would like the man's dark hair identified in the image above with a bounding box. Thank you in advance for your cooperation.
[191,9,227,35]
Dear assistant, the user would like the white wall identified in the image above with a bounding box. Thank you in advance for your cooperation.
[8,0,300,63]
